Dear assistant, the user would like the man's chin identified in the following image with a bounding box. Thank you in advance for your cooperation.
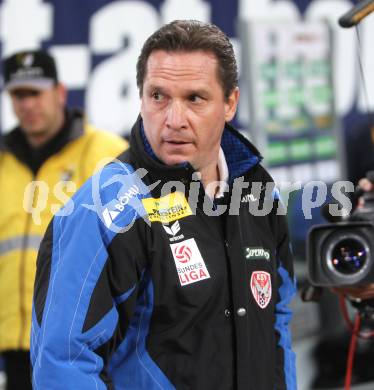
[161,155,190,167]
[21,121,42,132]
[22,126,51,145]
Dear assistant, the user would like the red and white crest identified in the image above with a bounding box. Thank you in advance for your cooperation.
[250,271,272,309]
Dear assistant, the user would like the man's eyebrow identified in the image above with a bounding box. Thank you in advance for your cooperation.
[184,88,210,96]
[145,84,210,97]
[145,84,166,93]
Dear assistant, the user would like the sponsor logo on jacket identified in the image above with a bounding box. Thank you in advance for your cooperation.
[170,238,210,286]
[113,185,140,211]
[142,192,192,223]
[102,184,140,227]
[241,193,258,202]
[163,221,184,242]
[245,247,270,260]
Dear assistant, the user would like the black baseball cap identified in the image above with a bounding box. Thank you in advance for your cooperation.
[3,49,58,91]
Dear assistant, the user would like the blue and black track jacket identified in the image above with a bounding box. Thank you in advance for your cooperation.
[31,117,297,389]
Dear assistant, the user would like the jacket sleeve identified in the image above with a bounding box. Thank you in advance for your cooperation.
[273,200,297,390]
[31,165,146,389]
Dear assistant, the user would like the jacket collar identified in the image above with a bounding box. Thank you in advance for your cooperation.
[129,116,262,184]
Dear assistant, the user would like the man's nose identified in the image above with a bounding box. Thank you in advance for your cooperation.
[165,100,187,130]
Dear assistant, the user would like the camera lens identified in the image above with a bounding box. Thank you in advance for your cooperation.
[329,238,367,275]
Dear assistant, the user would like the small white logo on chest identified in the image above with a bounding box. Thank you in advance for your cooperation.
[241,193,258,203]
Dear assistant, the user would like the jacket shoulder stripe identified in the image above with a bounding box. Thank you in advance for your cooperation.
[275,264,297,390]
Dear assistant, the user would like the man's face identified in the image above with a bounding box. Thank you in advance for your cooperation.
[9,84,66,144]
[140,50,239,172]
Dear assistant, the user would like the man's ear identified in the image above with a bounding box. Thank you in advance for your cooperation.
[56,83,67,107]
[224,87,239,122]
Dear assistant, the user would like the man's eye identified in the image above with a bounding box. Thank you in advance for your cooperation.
[189,95,202,103]
[152,91,162,101]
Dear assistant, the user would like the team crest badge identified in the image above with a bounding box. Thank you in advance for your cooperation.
[250,271,271,309]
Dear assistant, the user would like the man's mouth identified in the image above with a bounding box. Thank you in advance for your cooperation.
[23,114,39,123]
[163,138,191,146]
[167,140,188,144]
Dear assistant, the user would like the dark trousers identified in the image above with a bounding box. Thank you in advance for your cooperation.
[2,351,32,390]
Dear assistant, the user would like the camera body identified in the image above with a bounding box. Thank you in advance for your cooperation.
[307,195,374,287]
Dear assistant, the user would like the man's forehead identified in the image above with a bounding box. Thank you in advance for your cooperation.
[144,50,219,85]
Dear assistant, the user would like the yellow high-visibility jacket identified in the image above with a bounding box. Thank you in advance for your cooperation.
[0,109,128,351]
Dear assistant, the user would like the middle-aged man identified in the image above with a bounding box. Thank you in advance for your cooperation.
[31,20,297,389]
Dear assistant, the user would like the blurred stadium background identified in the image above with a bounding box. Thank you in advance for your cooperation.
[1,0,374,389]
